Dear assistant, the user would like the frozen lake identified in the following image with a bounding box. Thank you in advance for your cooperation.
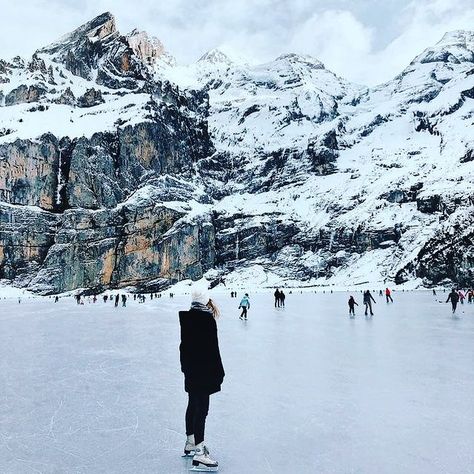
[0,290,473,474]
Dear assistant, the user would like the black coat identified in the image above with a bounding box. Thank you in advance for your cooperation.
[446,291,460,303]
[179,308,225,395]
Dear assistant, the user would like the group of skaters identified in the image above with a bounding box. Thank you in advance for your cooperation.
[348,288,393,318]
[274,288,286,307]
[75,293,129,306]
[68,285,474,322]
[347,286,474,317]
[445,288,474,313]
[232,288,288,321]
[73,291,167,306]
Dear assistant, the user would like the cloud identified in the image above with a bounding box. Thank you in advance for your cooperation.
[0,0,473,86]
[283,0,474,85]
[369,0,474,83]
[287,10,374,84]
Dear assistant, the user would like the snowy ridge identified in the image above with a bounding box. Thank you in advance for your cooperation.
[1,12,474,292]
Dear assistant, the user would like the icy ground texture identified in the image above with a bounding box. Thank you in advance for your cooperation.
[1,291,473,473]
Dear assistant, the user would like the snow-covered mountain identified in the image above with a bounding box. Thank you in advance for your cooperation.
[0,13,473,293]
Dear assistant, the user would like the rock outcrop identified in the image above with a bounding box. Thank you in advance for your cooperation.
[0,14,473,293]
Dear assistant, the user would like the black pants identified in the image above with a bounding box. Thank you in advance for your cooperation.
[451,301,458,312]
[186,392,210,445]
[240,307,248,319]
[364,301,373,315]
[386,295,393,303]
[349,305,355,316]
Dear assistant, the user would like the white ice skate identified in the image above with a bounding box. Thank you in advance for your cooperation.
[190,442,218,472]
[182,435,196,457]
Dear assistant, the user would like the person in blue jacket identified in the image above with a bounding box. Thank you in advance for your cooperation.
[239,293,251,320]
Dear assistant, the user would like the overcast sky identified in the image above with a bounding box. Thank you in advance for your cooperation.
[0,0,473,85]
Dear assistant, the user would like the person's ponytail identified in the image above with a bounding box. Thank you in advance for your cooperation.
[207,299,221,319]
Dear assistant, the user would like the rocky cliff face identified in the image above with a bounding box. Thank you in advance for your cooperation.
[0,14,473,293]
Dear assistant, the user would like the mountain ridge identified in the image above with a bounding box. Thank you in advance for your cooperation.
[0,13,473,293]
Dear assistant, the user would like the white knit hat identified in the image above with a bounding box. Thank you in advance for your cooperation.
[191,287,210,305]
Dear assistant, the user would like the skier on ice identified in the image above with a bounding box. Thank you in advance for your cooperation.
[179,289,224,472]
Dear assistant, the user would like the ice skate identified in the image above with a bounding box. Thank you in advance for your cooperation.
[182,434,196,457]
[190,443,218,472]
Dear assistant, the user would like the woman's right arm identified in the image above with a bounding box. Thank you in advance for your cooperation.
[179,313,191,374]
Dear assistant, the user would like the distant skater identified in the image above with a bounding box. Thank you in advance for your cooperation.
[385,287,393,303]
[239,293,251,320]
[280,291,286,308]
[446,289,460,313]
[114,294,119,307]
[432,289,437,296]
[467,289,473,303]
[179,290,223,471]
[274,289,281,307]
[121,294,127,307]
[363,290,376,316]
[348,296,358,318]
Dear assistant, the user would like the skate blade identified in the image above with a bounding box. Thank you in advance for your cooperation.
[182,452,195,458]
[190,467,218,472]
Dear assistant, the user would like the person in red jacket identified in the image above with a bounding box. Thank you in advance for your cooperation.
[385,287,393,303]
[179,290,224,471]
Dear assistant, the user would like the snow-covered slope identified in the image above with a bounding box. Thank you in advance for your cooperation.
[0,12,177,144]
[0,13,473,293]
[168,51,361,154]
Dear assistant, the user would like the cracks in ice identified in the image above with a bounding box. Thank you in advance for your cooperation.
[47,399,63,441]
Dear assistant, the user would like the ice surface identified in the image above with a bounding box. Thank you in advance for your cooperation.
[0,291,473,473]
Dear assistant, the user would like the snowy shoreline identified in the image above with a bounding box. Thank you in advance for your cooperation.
[0,278,452,300]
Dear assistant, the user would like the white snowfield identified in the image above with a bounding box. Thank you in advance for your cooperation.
[0,292,472,473]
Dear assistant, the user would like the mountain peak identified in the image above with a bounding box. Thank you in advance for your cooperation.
[198,48,234,65]
[437,30,474,47]
[35,12,174,81]
[126,29,175,67]
[39,12,116,54]
[412,29,474,65]
[275,53,325,69]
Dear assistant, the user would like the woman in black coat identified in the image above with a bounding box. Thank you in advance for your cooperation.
[179,290,224,470]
